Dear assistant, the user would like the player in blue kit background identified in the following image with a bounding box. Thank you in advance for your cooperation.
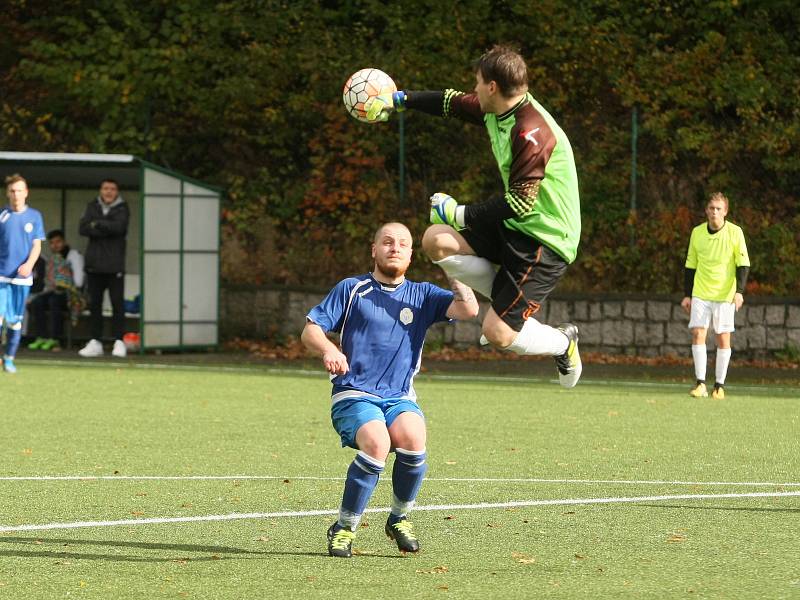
[1,174,46,373]
[302,222,479,558]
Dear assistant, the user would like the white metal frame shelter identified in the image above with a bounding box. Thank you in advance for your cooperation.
[0,152,221,352]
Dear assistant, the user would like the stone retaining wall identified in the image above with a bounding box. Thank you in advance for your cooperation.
[221,286,800,359]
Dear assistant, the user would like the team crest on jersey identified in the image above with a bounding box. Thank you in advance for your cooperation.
[24,222,33,233]
[399,307,414,325]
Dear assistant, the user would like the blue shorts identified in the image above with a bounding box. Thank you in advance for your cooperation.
[0,283,30,324]
[331,395,425,449]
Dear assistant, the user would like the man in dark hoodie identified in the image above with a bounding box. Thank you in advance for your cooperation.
[78,179,130,358]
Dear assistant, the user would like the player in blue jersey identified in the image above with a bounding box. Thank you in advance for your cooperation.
[0,174,46,373]
[302,222,479,558]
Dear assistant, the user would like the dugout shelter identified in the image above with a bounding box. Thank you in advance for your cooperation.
[0,152,221,352]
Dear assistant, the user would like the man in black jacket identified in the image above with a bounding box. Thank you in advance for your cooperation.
[78,179,130,358]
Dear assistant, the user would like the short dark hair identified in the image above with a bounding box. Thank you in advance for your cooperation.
[5,173,27,188]
[474,45,528,97]
[47,229,65,240]
[100,178,119,188]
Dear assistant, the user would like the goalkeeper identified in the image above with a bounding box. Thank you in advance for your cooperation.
[365,45,582,387]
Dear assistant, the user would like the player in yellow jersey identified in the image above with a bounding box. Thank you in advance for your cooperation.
[681,193,750,399]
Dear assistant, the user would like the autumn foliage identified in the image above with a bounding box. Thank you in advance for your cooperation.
[2,1,798,293]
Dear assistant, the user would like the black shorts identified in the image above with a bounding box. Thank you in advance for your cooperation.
[461,221,568,331]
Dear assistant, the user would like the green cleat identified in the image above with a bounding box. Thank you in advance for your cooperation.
[40,338,59,351]
[385,517,420,553]
[27,337,47,350]
[327,523,355,558]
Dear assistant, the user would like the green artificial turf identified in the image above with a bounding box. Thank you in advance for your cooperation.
[0,362,797,599]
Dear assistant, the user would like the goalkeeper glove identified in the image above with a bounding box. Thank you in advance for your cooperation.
[430,192,465,229]
[365,91,406,122]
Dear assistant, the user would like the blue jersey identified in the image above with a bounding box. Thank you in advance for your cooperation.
[307,274,454,402]
[0,206,46,285]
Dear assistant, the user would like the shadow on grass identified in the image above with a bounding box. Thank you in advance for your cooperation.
[0,536,407,562]
[640,503,800,514]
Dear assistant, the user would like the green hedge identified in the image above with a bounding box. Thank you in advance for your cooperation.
[3,0,798,293]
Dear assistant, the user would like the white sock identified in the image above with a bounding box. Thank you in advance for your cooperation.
[390,494,415,519]
[337,509,362,532]
[715,348,731,385]
[433,255,496,299]
[507,318,569,356]
[692,344,707,381]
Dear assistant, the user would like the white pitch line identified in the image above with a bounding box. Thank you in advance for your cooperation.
[1,475,799,487]
[0,490,798,533]
[21,359,800,394]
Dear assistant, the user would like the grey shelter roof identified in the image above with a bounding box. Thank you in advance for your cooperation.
[0,152,141,188]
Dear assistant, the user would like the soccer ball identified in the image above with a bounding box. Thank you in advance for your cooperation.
[342,68,397,123]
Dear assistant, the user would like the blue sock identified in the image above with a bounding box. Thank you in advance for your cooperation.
[5,326,22,358]
[389,448,428,524]
[337,451,385,531]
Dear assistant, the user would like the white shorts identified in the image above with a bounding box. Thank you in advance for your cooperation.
[688,298,735,334]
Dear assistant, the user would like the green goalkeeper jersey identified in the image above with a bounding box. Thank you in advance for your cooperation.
[685,221,750,302]
[440,90,581,263]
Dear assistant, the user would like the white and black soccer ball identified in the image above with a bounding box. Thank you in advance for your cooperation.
[342,68,397,123]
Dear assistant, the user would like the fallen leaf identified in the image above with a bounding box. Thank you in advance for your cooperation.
[131,511,144,516]
[443,516,455,520]
[256,536,269,542]
[22,449,32,455]
[445,461,457,465]
[416,565,449,574]
[574,553,586,559]
[512,552,536,564]
[135,492,148,497]
[667,533,687,543]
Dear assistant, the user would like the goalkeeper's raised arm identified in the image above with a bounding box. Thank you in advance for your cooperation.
[366,89,486,125]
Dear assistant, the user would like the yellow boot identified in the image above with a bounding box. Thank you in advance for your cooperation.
[689,381,708,398]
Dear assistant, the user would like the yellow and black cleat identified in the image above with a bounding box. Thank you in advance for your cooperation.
[385,518,420,553]
[327,523,356,558]
[689,382,708,398]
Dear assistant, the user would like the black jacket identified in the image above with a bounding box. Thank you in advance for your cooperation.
[79,197,130,274]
